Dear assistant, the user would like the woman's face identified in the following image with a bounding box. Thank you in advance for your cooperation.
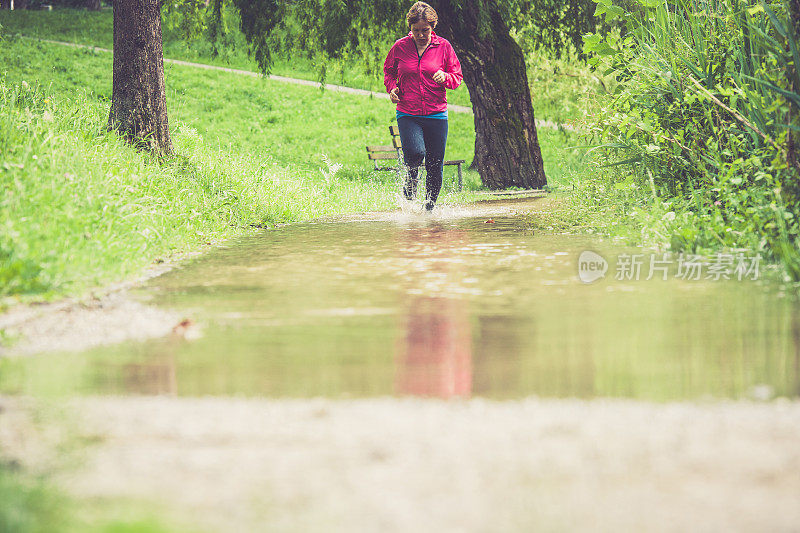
[411,20,433,48]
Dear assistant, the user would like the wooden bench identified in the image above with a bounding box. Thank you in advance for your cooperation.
[366,125,465,191]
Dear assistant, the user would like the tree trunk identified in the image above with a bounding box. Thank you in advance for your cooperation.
[87,0,102,10]
[435,0,546,189]
[108,0,173,155]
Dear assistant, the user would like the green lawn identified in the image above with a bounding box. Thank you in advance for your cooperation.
[0,7,603,125]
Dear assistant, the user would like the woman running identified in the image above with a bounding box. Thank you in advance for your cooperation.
[383,1,463,211]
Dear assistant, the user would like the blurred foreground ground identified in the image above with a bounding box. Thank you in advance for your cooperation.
[2,396,799,532]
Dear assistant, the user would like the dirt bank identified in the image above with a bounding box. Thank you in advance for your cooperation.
[0,252,204,357]
[3,396,798,532]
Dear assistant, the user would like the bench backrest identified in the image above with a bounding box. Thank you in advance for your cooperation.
[365,126,403,171]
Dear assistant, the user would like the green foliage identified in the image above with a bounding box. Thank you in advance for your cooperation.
[163,0,403,84]
[162,0,211,43]
[508,0,608,59]
[0,460,196,533]
[581,0,800,281]
[0,235,50,298]
[230,0,285,73]
[0,7,601,119]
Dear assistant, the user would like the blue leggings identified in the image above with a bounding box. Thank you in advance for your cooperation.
[397,115,448,204]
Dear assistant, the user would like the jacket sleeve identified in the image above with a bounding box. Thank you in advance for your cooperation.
[383,43,399,93]
[443,42,463,90]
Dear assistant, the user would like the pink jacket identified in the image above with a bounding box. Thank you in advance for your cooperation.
[383,31,463,115]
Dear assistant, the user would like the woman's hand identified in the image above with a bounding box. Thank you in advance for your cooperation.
[432,70,447,85]
[389,87,401,103]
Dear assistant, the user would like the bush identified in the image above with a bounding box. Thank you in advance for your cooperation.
[582,0,800,280]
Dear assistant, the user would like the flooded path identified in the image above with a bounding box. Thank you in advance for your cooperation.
[9,197,799,401]
[3,198,800,533]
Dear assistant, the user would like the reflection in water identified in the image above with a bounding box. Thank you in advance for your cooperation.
[395,296,472,398]
[95,341,179,396]
[393,223,473,398]
[3,204,800,401]
[120,358,177,396]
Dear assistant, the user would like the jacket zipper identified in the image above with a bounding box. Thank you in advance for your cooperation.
[417,43,431,115]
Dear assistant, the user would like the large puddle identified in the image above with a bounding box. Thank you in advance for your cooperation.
[6,199,799,400]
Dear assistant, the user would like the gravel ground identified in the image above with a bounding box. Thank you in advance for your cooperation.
[3,396,799,533]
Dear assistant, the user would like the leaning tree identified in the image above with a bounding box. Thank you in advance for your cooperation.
[434,0,545,189]
[108,0,173,155]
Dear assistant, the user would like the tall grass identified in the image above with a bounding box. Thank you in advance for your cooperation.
[582,0,800,281]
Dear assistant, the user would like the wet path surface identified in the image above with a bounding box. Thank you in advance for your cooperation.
[12,198,798,400]
[3,198,800,533]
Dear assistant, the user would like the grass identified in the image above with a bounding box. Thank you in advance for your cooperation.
[0,8,473,107]
[0,466,194,533]
[0,7,603,125]
[0,405,198,533]
[0,464,66,533]
[0,8,766,529]
[0,38,395,301]
[575,0,800,283]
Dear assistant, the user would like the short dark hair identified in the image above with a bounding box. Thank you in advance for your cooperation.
[406,2,438,28]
